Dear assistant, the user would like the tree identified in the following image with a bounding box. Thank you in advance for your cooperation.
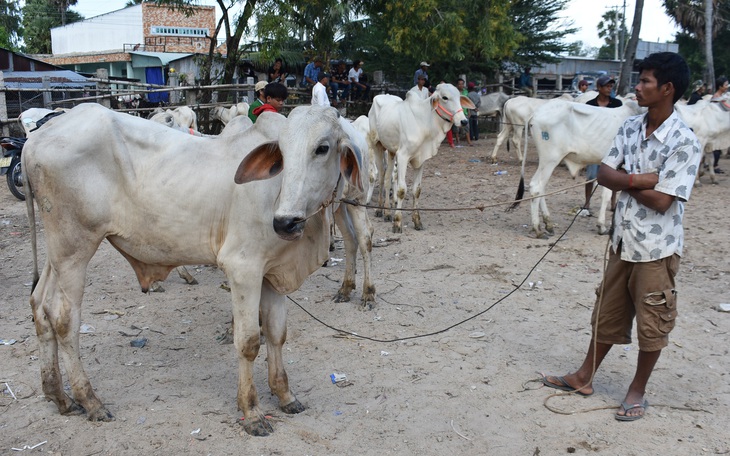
[51,0,78,26]
[596,9,628,60]
[508,0,579,68]
[617,0,643,95]
[22,0,83,54]
[0,0,23,51]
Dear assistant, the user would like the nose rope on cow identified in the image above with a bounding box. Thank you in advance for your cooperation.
[434,103,462,123]
[302,174,342,222]
[288,184,598,343]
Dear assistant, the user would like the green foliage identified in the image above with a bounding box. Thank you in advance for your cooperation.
[508,0,578,68]
[0,0,23,50]
[22,0,83,53]
[595,9,628,60]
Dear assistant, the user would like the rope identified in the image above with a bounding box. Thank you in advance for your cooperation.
[340,178,596,213]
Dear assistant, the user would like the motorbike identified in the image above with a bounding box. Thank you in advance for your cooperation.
[0,136,27,201]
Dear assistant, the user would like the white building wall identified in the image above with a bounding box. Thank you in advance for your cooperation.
[51,5,144,54]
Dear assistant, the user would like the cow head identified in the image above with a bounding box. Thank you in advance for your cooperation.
[234,106,363,240]
[431,83,476,127]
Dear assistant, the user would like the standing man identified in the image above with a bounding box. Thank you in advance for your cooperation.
[409,74,429,99]
[519,67,533,97]
[300,56,323,88]
[413,62,430,87]
[467,82,481,141]
[581,75,623,216]
[311,72,331,107]
[541,52,702,422]
[687,79,704,105]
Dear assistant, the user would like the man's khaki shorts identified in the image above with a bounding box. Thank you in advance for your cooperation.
[591,245,680,352]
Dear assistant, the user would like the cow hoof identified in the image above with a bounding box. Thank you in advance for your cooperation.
[596,225,610,235]
[359,300,375,311]
[59,400,85,416]
[149,282,165,293]
[242,417,274,436]
[333,292,351,303]
[86,407,115,422]
[392,224,402,234]
[281,399,305,414]
[375,209,383,218]
[186,278,199,285]
[384,214,392,222]
[413,222,424,231]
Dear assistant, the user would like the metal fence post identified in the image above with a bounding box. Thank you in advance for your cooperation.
[95,68,111,108]
[0,71,8,136]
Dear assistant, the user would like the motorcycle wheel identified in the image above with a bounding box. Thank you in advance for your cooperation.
[7,155,25,201]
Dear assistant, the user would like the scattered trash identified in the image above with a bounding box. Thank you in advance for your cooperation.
[329,257,344,264]
[494,170,508,176]
[1,339,17,346]
[718,303,730,312]
[103,314,119,321]
[623,346,631,351]
[468,159,481,163]
[380,351,390,356]
[130,338,148,348]
[3,382,17,400]
[191,428,201,435]
[79,324,95,334]
[434,171,442,176]
[334,410,343,416]
[11,441,47,451]
[136,416,146,425]
[469,331,486,339]
[330,373,347,384]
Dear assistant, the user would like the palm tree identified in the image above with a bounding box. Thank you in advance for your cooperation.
[618,0,644,96]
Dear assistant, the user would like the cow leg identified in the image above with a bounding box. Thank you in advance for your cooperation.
[410,165,425,231]
[383,152,396,222]
[333,205,356,303]
[596,186,613,235]
[260,280,303,418]
[392,152,409,233]
[348,203,375,309]
[490,122,511,163]
[529,159,559,238]
[229,275,272,436]
[175,266,198,285]
[513,124,524,162]
[374,146,388,218]
[31,263,84,417]
[35,251,114,422]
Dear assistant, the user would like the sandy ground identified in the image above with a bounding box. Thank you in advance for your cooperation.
[1,133,729,455]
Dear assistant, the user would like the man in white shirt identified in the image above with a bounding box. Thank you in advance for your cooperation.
[311,72,330,107]
[409,74,429,99]
[348,60,370,101]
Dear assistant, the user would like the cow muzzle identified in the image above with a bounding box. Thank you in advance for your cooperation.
[460,119,468,126]
[273,217,305,240]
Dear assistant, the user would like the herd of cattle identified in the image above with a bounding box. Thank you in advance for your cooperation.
[14,82,726,436]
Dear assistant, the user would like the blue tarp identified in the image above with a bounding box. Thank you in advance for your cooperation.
[145,67,168,103]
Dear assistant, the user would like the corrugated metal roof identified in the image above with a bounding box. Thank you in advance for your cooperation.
[129,51,193,67]
[2,70,94,89]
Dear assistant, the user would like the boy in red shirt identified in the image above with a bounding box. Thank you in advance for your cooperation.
[252,83,289,122]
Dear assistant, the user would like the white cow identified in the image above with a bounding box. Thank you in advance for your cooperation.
[368,83,476,233]
[18,108,66,136]
[149,106,198,131]
[23,103,363,437]
[517,98,642,238]
[574,90,598,103]
[210,102,250,126]
[479,91,510,118]
[490,96,551,163]
[332,116,376,308]
[675,101,730,185]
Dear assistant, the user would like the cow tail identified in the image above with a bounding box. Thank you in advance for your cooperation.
[24,170,40,292]
[508,116,531,211]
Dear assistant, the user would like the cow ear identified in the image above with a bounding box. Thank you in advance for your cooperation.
[234,142,283,184]
[460,95,476,110]
[340,144,364,193]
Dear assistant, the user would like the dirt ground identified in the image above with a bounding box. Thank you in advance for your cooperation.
[1,132,729,455]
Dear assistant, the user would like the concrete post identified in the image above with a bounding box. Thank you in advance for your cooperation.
[0,71,8,136]
[42,76,52,108]
[95,68,111,108]
[168,70,179,104]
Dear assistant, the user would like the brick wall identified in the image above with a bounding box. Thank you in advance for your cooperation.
[142,3,216,54]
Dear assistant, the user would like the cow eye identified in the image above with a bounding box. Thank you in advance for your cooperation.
[442,96,449,100]
[315,144,329,155]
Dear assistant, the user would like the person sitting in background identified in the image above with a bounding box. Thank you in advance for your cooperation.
[330,61,351,105]
[268,58,287,84]
[348,60,370,101]
[248,80,268,122]
[300,56,323,88]
[252,83,288,122]
[578,79,589,93]
[311,72,331,107]
[467,82,481,141]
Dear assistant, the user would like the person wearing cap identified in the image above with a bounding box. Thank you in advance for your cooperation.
[312,72,331,107]
[578,79,589,93]
[581,75,623,216]
[414,62,430,87]
[248,80,268,122]
[300,56,323,88]
[349,60,370,101]
[409,73,429,99]
[687,79,704,105]
[453,78,472,146]
[252,82,289,122]
[330,61,351,104]
[467,82,481,141]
